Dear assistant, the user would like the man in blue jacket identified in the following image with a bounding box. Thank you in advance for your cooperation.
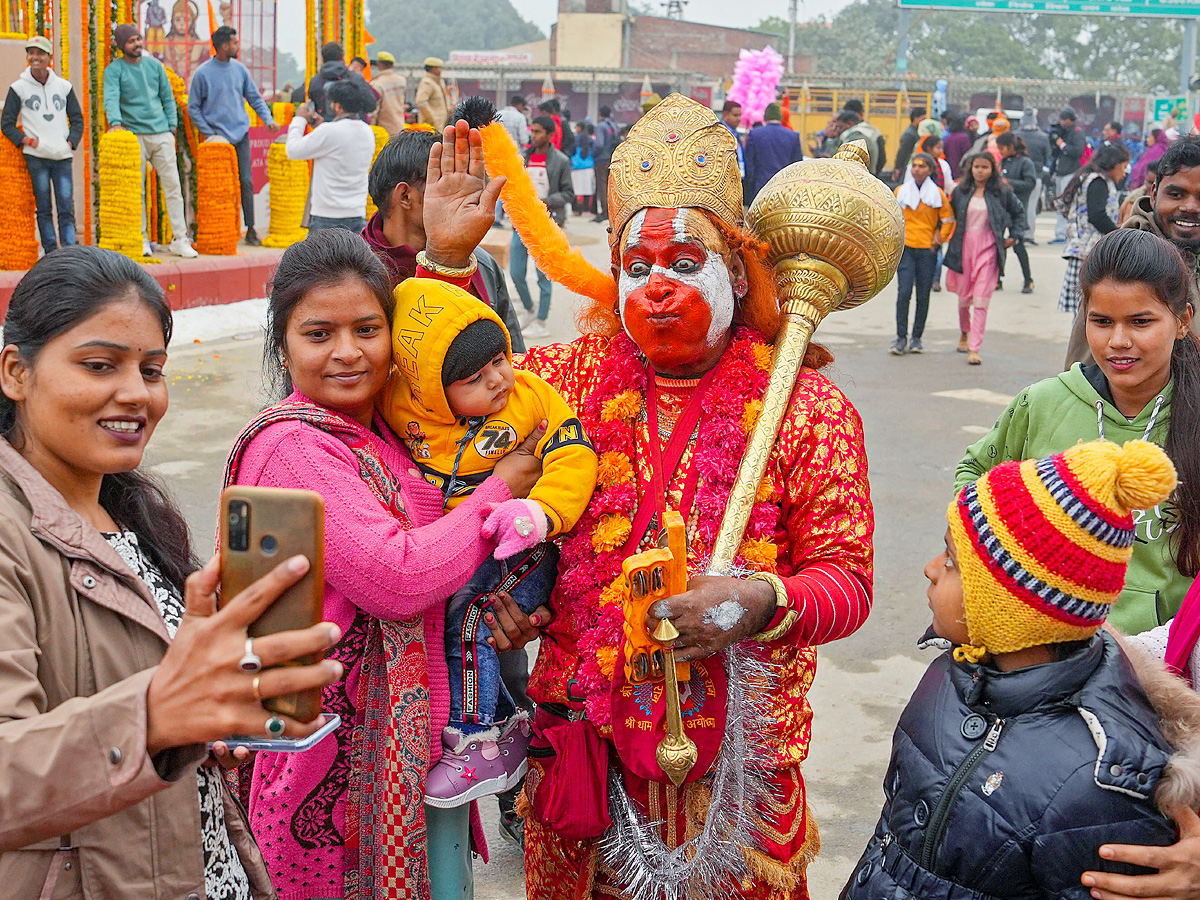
[743,102,802,203]
[188,26,278,246]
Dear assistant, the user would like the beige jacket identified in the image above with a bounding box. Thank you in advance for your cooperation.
[414,72,449,131]
[0,438,276,900]
[371,69,407,136]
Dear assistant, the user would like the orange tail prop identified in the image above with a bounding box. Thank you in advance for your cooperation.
[481,123,619,309]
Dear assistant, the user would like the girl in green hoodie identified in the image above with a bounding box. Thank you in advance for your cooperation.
[957,229,1199,634]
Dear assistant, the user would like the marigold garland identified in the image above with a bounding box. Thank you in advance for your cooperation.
[98,129,155,262]
[363,124,389,219]
[404,123,436,133]
[263,142,309,248]
[559,328,778,727]
[0,138,39,270]
[195,141,239,255]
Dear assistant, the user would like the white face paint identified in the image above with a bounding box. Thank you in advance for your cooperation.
[617,208,737,350]
[702,598,747,631]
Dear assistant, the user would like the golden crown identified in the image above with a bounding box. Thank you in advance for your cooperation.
[607,93,743,244]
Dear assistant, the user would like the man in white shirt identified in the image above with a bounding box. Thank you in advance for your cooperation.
[286,79,375,232]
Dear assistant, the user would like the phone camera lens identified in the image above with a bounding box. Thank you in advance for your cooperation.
[260,534,278,556]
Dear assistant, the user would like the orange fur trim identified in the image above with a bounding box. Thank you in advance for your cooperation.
[481,123,619,309]
[741,808,821,892]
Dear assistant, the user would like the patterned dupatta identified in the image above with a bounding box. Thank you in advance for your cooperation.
[223,399,431,900]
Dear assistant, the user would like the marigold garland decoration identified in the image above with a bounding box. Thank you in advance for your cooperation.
[263,142,309,248]
[98,129,154,262]
[404,122,436,133]
[0,138,39,270]
[364,124,389,219]
[195,141,239,255]
[165,66,199,158]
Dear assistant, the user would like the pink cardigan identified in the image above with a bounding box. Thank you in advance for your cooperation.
[233,396,508,899]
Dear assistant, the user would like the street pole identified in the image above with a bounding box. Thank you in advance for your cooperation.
[896,7,911,85]
[787,0,798,75]
[1182,17,1198,123]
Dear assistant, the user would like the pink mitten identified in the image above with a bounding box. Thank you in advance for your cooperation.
[482,498,549,559]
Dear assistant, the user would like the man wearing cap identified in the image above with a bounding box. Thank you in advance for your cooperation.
[103,24,197,258]
[371,51,406,135]
[415,57,450,132]
[187,25,278,247]
[2,35,83,253]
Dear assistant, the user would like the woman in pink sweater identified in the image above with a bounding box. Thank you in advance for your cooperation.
[224,230,543,900]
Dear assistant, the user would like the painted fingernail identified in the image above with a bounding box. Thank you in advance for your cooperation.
[288,555,308,573]
[485,613,495,622]
[486,638,495,647]
[530,614,541,625]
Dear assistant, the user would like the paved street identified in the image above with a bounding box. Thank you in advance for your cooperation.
[150,212,1075,899]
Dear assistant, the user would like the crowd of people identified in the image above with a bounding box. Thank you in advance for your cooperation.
[7,38,1200,900]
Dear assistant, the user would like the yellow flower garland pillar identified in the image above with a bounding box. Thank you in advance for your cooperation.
[97,129,154,262]
[195,141,240,255]
[263,142,309,248]
[0,138,39,270]
[364,124,389,219]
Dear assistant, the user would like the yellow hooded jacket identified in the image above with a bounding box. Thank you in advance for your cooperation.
[380,278,598,535]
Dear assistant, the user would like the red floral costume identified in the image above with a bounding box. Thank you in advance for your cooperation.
[517,328,874,900]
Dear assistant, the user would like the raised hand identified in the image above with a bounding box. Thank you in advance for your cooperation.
[422,119,507,269]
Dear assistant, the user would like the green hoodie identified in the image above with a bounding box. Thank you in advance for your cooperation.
[955,363,1182,634]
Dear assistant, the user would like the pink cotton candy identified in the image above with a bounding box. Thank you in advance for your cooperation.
[727,46,785,126]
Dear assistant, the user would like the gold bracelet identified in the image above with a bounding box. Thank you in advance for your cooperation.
[415,249,478,280]
[748,572,798,642]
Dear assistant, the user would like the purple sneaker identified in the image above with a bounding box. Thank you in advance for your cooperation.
[497,712,531,786]
[425,726,509,809]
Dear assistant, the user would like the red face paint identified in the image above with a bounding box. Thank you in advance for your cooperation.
[620,208,722,375]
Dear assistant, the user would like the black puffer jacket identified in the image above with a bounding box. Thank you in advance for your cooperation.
[842,633,1180,900]
[943,183,1026,277]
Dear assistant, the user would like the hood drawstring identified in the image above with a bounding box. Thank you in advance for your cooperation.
[442,416,487,505]
[1095,392,1166,442]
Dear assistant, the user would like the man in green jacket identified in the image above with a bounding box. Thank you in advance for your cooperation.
[102,24,197,258]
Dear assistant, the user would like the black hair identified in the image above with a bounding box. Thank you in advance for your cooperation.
[450,95,497,129]
[1147,160,1161,177]
[1106,120,1122,133]
[368,130,438,216]
[1080,228,1200,578]
[910,106,926,122]
[211,25,236,50]
[599,105,611,117]
[946,111,967,133]
[955,152,1002,194]
[532,114,556,133]
[1059,107,1077,122]
[325,78,372,117]
[321,41,343,62]
[265,230,394,399]
[835,109,861,125]
[351,56,367,67]
[722,100,741,113]
[910,152,937,173]
[1158,135,1200,180]
[538,98,559,115]
[509,94,526,107]
[995,131,1026,155]
[1061,141,1130,208]
[842,98,864,116]
[1,246,196,591]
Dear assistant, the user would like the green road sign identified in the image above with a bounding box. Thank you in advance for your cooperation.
[1153,96,1189,121]
[897,0,1200,15]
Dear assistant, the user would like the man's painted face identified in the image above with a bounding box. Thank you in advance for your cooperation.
[618,207,736,375]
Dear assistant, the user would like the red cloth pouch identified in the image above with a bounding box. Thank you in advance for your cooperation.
[527,707,612,841]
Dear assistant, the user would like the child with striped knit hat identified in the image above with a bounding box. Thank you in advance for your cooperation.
[843,439,1200,900]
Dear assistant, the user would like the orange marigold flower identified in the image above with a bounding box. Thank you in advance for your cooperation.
[743,399,762,434]
[195,141,240,255]
[753,343,773,371]
[0,138,39,270]
[597,646,619,680]
[602,390,641,422]
[597,451,635,486]
[739,538,778,569]
[755,478,776,504]
[592,514,632,554]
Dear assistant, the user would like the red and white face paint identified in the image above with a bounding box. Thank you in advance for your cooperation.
[618,207,736,375]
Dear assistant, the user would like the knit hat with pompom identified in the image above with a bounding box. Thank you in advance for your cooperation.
[947,439,1177,663]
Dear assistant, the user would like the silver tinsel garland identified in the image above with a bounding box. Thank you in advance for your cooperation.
[597,643,780,900]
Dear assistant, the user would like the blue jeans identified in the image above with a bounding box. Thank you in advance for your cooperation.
[895,246,936,340]
[25,156,75,252]
[509,228,552,320]
[308,215,366,233]
[445,542,559,732]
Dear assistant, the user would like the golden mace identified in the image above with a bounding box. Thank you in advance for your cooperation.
[709,141,905,571]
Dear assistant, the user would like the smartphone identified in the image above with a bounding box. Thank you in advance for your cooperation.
[217,713,341,753]
[220,486,326,723]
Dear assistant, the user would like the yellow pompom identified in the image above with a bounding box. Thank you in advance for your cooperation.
[1114,439,1178,512]
[953,644,989,664]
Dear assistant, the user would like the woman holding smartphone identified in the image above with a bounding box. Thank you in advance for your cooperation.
[0,246,342,900]
[224,161,543,898]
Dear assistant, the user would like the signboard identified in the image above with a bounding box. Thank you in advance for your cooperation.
[897,0,1200,16]
[448,51,536,65]
[1152,96,1189,122]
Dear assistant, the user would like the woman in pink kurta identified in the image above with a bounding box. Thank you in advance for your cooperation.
[223,231,542,900]
[943,152,1027,364]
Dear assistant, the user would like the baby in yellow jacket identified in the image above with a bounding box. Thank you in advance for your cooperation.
[381,278,598,809]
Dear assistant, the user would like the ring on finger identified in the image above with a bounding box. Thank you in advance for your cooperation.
[265,716,286,738]
[251,675,263,703]
[238,637,263,673]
